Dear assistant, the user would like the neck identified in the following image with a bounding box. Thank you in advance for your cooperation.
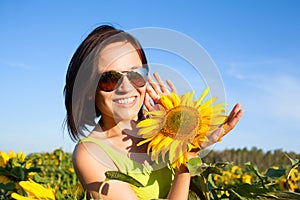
[98,115,138,138]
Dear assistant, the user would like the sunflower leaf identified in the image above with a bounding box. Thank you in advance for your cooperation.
[264,167,286,178]
[186,157,204,176]
[104,171,144,187]
[284,153,300,168]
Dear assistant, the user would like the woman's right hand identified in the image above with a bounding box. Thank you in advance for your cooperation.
[144,72,177,111]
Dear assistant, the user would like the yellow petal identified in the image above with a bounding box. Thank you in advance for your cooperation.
[180,91,194,107]
[160,144,171,162]
[160,95,174,110]
[137,137,153,147]
[9,150,16,158]
[19,179,55,199]
[11,193,32,200]
[149,134,165,150]
[171,92,180,107]
[201,96,217,108]
[137,118,159,128]
[138,126,160,138]
[169,140,181,163]
[148,109,165,116]
[0,152,10,165]
[195,87,210,106]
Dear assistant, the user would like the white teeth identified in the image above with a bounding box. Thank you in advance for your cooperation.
[115,97,135,104]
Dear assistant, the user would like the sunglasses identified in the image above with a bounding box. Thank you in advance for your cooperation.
[98,68,148,92]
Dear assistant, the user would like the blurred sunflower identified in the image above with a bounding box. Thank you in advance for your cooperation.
[11,178,55,200]
[137,88,227,169]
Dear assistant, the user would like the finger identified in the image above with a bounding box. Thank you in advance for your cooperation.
[166,79,177,93]
[146,85,160,104]
[147,74,162,95]
[224,108,243,134]
[153,72,170,94]
[227,103,241,121]
[143,93,153,111]
[200,128,224,149]
[227,109,243,127]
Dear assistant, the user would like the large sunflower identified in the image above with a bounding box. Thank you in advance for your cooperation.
[137,88,227,169]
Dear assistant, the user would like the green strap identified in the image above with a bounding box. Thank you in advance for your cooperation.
[78,137,149,174]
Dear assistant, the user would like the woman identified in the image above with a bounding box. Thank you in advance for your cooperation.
[64,25,243,199]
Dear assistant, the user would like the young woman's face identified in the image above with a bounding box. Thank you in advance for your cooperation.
[95,42,146,121]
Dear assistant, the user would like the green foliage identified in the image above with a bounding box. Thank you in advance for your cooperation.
[185,154,300,200]
[1,148,299,199]
[104,171,144,187]
[0,149,84,199]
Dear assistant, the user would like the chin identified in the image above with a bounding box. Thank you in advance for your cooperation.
[113,109,140,121]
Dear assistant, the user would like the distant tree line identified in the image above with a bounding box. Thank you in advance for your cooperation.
[201,147,300,170]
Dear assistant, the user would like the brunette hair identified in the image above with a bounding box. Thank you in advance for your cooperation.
[63,25,148,141]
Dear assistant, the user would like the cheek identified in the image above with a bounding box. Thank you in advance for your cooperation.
[137,87,146,102]
[95,92,112,112]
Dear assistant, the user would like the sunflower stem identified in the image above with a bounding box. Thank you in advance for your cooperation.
[199,174,210,200]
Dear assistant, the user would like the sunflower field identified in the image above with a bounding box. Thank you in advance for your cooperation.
[0,148,299,200]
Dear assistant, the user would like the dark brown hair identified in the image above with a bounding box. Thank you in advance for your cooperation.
[63,25,148,141]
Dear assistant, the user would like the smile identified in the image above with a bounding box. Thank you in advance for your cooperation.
[114,97,136,105]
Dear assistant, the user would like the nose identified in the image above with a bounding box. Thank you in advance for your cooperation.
[116,75,135,92]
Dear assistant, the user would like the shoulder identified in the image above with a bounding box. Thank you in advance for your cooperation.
[73,139,117,172]
[72,139,117,184]
[72,140,139,199]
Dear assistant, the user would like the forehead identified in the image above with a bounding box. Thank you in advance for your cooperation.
[98,42,142,72]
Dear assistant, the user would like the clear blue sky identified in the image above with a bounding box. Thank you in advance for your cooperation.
[1,1,300,154]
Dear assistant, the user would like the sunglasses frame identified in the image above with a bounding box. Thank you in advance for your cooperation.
[97,67,149,92]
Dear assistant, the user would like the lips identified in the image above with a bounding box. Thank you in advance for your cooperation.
[113,96,136,105]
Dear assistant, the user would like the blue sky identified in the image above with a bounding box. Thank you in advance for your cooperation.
[1,1,300,154]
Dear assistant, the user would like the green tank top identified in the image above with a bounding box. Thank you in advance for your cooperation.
[78,137,174,200]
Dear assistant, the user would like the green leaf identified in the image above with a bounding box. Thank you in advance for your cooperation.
[263,191,300,200]
[0,166,11,176]
[33,173,51,183]
[245,162,266,182]
[188,190,201,200]
[11,166,26,181]
[188,157,203,167]
[207,174,217,189]
[213,161,232,169]
[186,157,206,176]
[284,153,300,168]
[228,188,247,200]
[27,167,41,173]
[104,171,144,187]
[0,182,16,191]
[264,167,286,178]
[229,183,270,199]
[202,166,223,179]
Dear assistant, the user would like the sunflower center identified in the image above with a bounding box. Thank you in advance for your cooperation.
[162,106,200,139]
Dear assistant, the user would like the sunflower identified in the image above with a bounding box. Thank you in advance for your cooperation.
[137,88,227,169]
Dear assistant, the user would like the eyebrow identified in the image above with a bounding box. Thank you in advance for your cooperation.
[130,65,143,70]
[101,65,143,73]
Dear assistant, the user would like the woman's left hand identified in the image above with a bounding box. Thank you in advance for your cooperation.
[200,103,244,149]
[144,72,176,111]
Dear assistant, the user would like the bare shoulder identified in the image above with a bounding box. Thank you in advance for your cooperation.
[72,140,139,199]
[73,142,112,186]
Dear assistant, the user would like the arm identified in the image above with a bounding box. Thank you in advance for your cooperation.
[73,142,139,200]
[167,165,191,200]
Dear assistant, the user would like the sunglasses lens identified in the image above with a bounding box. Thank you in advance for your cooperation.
[127,68,147,87]
[98,68,148,92]
[98,72,122,91]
